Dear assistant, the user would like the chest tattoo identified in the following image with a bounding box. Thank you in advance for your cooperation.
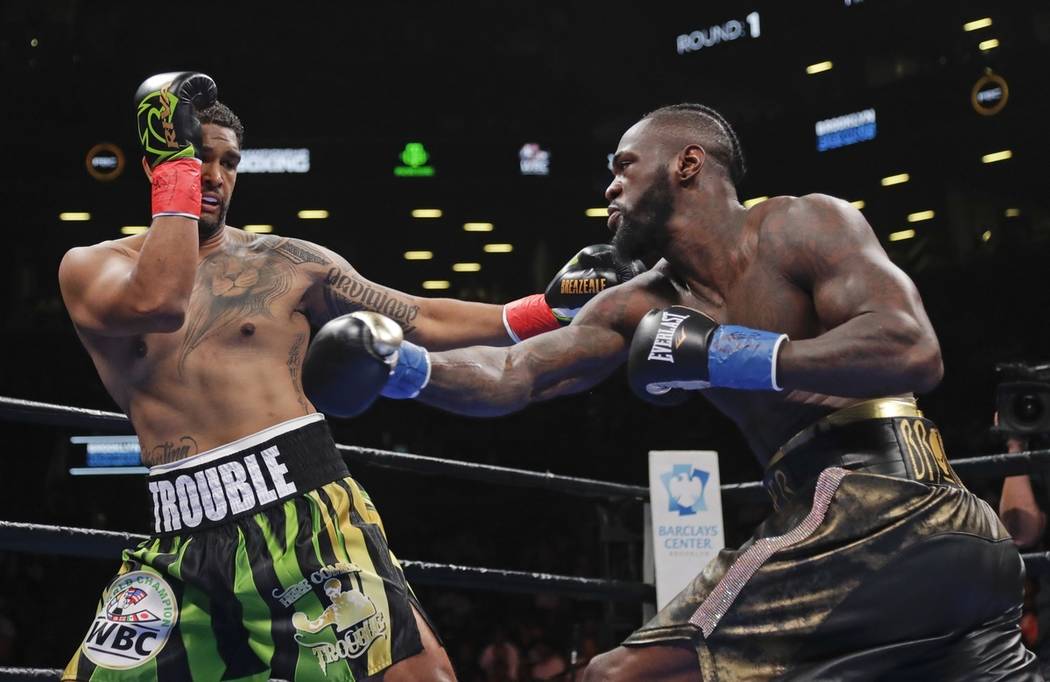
[176,236,328,374]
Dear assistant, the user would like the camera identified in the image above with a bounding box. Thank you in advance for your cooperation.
[995,362,1050,436]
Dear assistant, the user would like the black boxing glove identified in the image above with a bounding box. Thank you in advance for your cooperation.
[303,312,431,417]
[545,244,647,323]
[503,244,646,342]
[134,72,217,218]
[628,306,789,404]
[134,71,217,168]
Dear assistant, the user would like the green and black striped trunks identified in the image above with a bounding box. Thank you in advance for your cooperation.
[63,414,427,681]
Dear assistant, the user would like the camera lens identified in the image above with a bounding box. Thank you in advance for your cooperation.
[1013,393,1045,425]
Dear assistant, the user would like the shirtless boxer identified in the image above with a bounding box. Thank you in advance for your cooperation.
[324,103,1037,679]
[57,72,640,681]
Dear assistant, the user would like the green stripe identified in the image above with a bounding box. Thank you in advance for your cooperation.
[165,536,195,581]
[254,510,288,583]
[232,526,276,666]
[179,583,226,680]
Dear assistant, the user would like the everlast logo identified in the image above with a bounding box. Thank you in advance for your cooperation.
[560,278,607,295]
[148,445,297,533]
[158,85,178,148]
[648,311,689,363]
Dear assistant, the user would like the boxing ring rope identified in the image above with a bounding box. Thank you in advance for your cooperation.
[0,668,61,680]
[4,395,1050,679]
[0,395,768,504]
[4,395,1049,497]
[0,519,654,602]
[4,393,1050,587]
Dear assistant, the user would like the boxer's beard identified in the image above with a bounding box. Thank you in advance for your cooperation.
[198,203,227,241]
[612,173,674,261]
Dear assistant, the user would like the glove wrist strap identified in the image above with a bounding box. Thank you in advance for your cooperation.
[151,158,202,219]
[503,294,560,343]
[708,326,789,391]
[381,341,431,399]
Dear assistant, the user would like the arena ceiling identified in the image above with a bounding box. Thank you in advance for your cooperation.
[3,0,1048,296]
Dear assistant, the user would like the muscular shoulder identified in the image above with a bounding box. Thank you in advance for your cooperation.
[223,231,335,277]
[754,194,881,279]
[758,194,875,248]
[63,234,144,264]
[254,234,335,268]
[59,237,140,291]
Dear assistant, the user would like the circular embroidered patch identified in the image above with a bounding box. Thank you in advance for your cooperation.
[81,571,178,669]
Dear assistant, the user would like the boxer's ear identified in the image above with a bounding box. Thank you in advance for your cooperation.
[677,144,705,184]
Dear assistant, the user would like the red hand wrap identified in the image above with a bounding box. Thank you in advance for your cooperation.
[503,293,560,342]
[151,158,202,219]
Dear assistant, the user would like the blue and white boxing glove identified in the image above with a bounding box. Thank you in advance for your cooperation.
[302,312,430,417]
[627,306,788,402]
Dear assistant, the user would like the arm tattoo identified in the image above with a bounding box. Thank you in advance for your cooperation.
[288,332,309,412]
[321,267,421,334]
[271,239,331,266]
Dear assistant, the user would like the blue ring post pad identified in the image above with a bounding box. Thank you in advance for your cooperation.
[707,325,787,391]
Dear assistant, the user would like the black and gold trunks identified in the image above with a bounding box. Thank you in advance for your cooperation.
[625,398,1039,680]
[63,414,429,681]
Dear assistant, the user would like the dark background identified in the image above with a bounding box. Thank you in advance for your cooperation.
[2,0,1050,673]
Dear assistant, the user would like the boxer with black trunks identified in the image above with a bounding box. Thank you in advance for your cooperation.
[334,103,1039,679]
[57,72,640,681]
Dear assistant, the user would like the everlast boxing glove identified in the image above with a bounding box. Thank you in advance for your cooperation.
[503,244,646,342]
[628,306,789,403]
[133,72,217,219]
[303,312,431,417]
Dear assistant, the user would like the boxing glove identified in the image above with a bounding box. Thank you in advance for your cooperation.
[628,306,788,403]
[134,71,217,168]
[303,312,431,417]
[544,244,647,323]
[134,72,217,219]
[503,244,646,342]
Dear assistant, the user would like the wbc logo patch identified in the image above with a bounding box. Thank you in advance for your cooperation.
[82,571,178,669]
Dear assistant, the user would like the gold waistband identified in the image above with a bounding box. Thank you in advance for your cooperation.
[766,397,922,470]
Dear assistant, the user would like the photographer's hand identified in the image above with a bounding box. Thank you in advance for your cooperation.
[997,412,1044,548]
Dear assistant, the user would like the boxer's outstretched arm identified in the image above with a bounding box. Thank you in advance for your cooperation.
[298,240,510,350]
[775,194,943,396]
[419,287,637,417]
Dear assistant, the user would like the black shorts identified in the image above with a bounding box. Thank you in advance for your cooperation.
[626,399,1039,680]
[63,414,430,681]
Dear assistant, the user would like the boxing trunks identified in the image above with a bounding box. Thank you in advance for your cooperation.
[63,414,430,681]
[625,398,1040,680]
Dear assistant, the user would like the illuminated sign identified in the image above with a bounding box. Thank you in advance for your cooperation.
[394,142,435,177]
[519,143,550,175]
[972,72,1008,116]
[71,436,141,467]
[85,143,125,182]
[238,148,310,173]
[815,108,876,151]
[676,12,760,55]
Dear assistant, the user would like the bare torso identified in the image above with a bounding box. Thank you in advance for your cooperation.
[649,263,860,464]
[74,228,322,465]
[608,197,906,465]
